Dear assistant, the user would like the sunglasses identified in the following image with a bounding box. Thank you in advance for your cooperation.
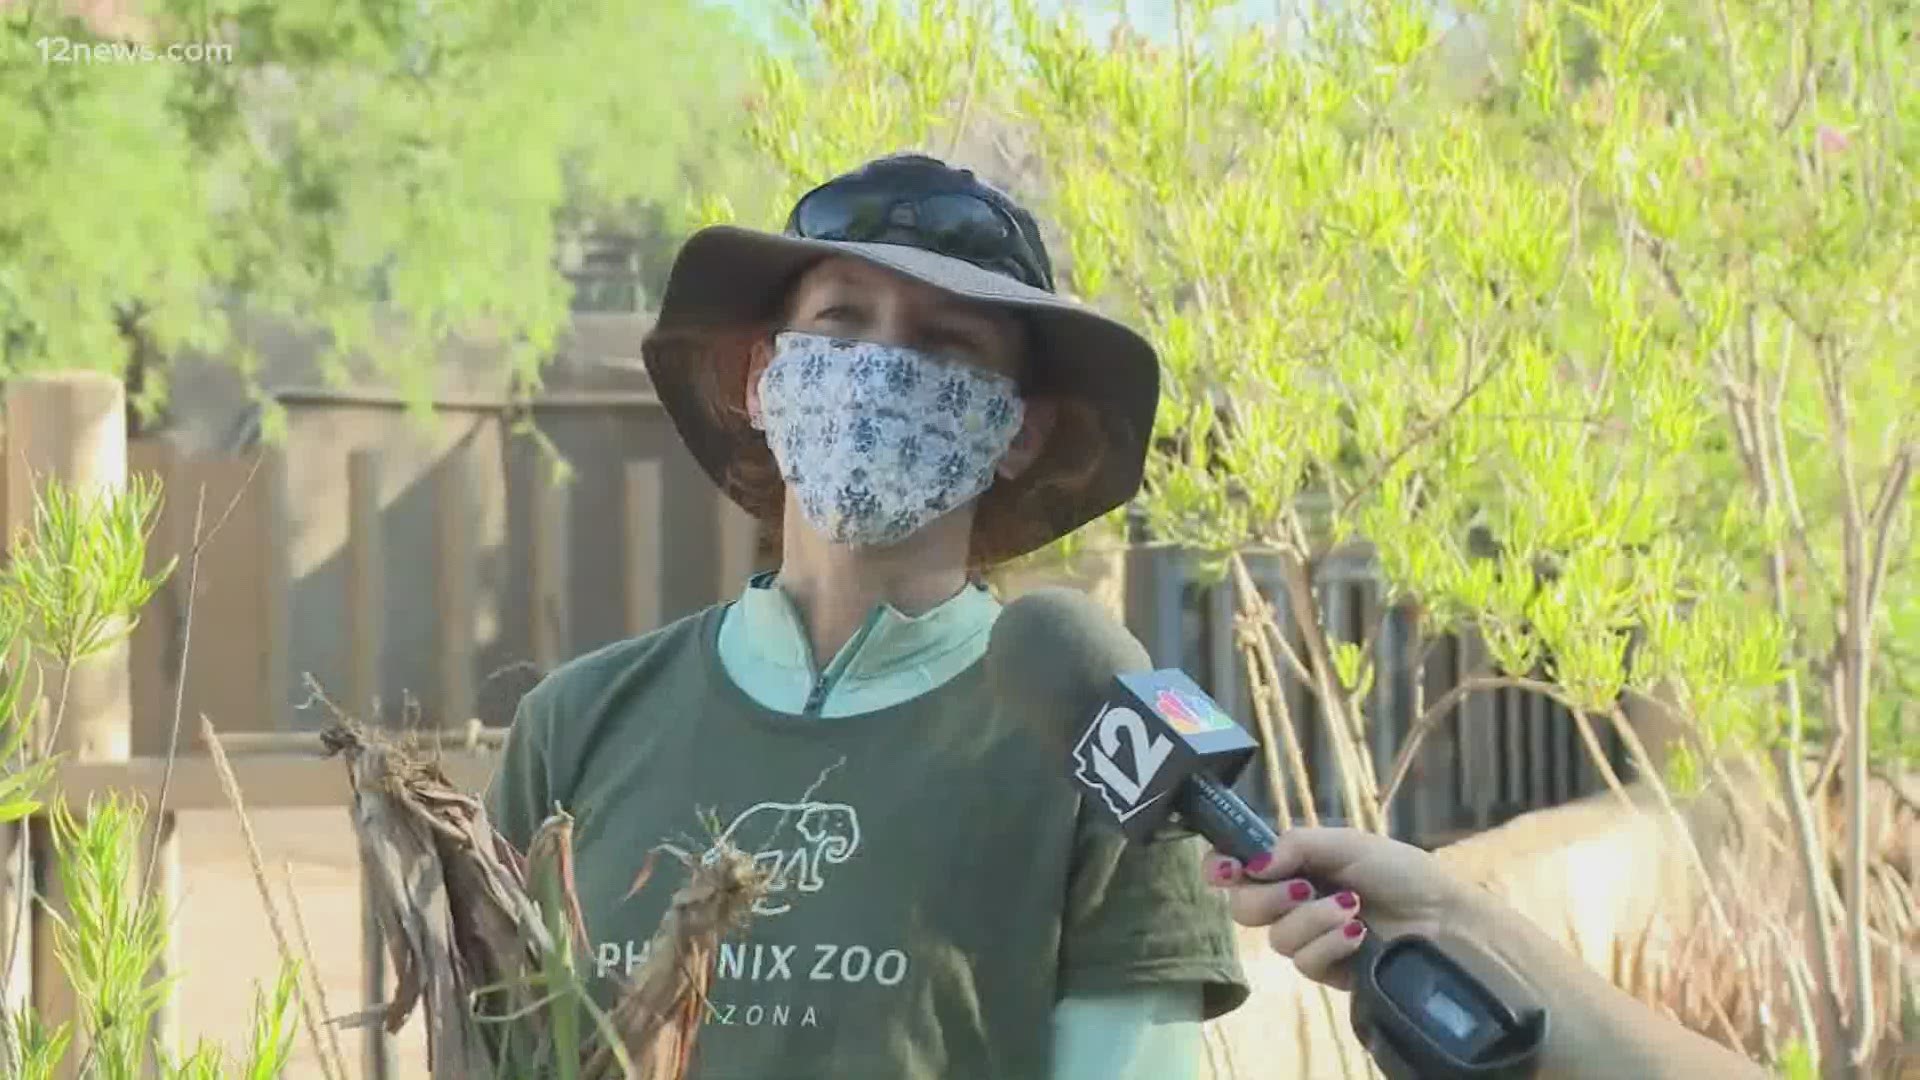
[789,182,1054,292]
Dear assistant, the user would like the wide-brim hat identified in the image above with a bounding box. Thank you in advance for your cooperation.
[640,156,1161,564]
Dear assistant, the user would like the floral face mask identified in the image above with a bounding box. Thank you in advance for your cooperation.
[752,331,1027,547]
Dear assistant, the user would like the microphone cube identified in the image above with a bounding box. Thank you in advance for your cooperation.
[1068,669,1260,841]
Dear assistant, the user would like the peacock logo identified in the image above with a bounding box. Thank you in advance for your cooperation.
[1154,686,1234,735]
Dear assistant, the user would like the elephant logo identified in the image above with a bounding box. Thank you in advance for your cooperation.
[715,801,862,916]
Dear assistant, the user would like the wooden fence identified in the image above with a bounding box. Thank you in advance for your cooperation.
[0,371,1627,1076]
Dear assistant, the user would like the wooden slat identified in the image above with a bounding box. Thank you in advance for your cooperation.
[259,448,292,730]
[1560,703,1583,799]
[48,751,503,812]
[530,463,572,670]
[1503,683,1526,820]
[30,817,82,1079]
[1374,603,1410,838]
[1320,567,1354,825]
[128,438,184,757]
[1458,628,1498,831]
[194,728,508,755]
[1528,688,1553,808]
[1205,577,1240,727]
[435,448,476,727]
[0,823,30,1028]
[623,460,663,637]
[1409,631,1462,846]
[348,451,385,722]
[346,449,395,1080]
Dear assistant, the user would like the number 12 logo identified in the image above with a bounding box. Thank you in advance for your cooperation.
[1072,704,1174,822]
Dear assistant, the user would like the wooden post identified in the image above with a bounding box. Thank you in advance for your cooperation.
[1458,628,1498,831]
[530,463,571,670]
[347,450,395,1080]
[258,448,292,730]
[2,373,135,1074]
[348,451,385,730]
[0,821,27,1035]
[435,447,475,728]
[1410,632,1461,847]
[1527,689,1552,809]
[715,493,759,601]
[1205,577,1239,720]
[623,460,663,637]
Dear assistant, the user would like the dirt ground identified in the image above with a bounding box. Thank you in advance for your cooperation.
[172,806,429,1078]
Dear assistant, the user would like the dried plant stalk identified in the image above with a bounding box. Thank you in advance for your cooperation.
[322,720,555,1078]
[584,846,770,1080]
[322,718,771,1080]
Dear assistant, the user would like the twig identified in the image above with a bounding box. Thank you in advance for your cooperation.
[942,1,993,160]
[1334,347,1511,522]
[201,714,350,1080]
[1230,553,1317,828]
[283,859,351,1070]
[1812,335,1880,1073]
[145,447,267,888]
[1274,557,1376,831]
[1378,673,1565,812]
[1861,447,1914,616]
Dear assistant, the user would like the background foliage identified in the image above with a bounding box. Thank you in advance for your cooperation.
[0,0,767,431]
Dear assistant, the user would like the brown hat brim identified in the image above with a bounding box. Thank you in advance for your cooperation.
[640,225,1160,561]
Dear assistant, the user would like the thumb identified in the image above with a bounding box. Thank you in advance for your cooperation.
[1247,826,1371,883]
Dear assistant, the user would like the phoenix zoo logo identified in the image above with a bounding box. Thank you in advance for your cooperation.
[1072,703,1174,823]
[715,801,862,917]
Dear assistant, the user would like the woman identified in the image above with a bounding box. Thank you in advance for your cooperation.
[487,154,1249,1079]
[1207,829,1770,1078]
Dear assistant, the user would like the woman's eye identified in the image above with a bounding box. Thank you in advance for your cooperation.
[814,305,856,322]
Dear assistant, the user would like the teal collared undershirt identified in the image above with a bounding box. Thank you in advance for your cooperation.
[716,570,1204,1080]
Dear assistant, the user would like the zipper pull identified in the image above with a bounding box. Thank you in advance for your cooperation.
[803,675,830,716]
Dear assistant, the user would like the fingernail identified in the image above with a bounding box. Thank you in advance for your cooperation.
[1288,880,1313,901]
[1245,851,1274,875]
[1210,859,1240,883]
[1335,891,1359,910]
[1344,921,1365,939]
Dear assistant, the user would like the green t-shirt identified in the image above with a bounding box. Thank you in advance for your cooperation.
[486,603,1249,1080]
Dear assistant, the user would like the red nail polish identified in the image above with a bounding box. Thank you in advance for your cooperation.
[1211,860,1238,883]
[1344,921,1365,939]
[1245,852,1274,874]
[1288,880,1313,901]
[1335,891,1359,910]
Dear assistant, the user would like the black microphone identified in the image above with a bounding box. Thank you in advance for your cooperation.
[985,585,1304,866]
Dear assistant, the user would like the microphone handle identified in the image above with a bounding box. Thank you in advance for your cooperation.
[1177,770,1280,863]
[1178,771,1383,959]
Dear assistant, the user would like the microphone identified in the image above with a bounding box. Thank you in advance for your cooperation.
[984,585,1286,864]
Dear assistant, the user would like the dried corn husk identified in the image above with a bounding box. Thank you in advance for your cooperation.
[324,720,771,1080]
[584,845,769,1080]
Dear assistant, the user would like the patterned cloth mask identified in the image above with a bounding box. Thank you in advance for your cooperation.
[753,331,1027,547]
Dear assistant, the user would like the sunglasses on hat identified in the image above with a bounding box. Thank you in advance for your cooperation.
[787,177,1055,293]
